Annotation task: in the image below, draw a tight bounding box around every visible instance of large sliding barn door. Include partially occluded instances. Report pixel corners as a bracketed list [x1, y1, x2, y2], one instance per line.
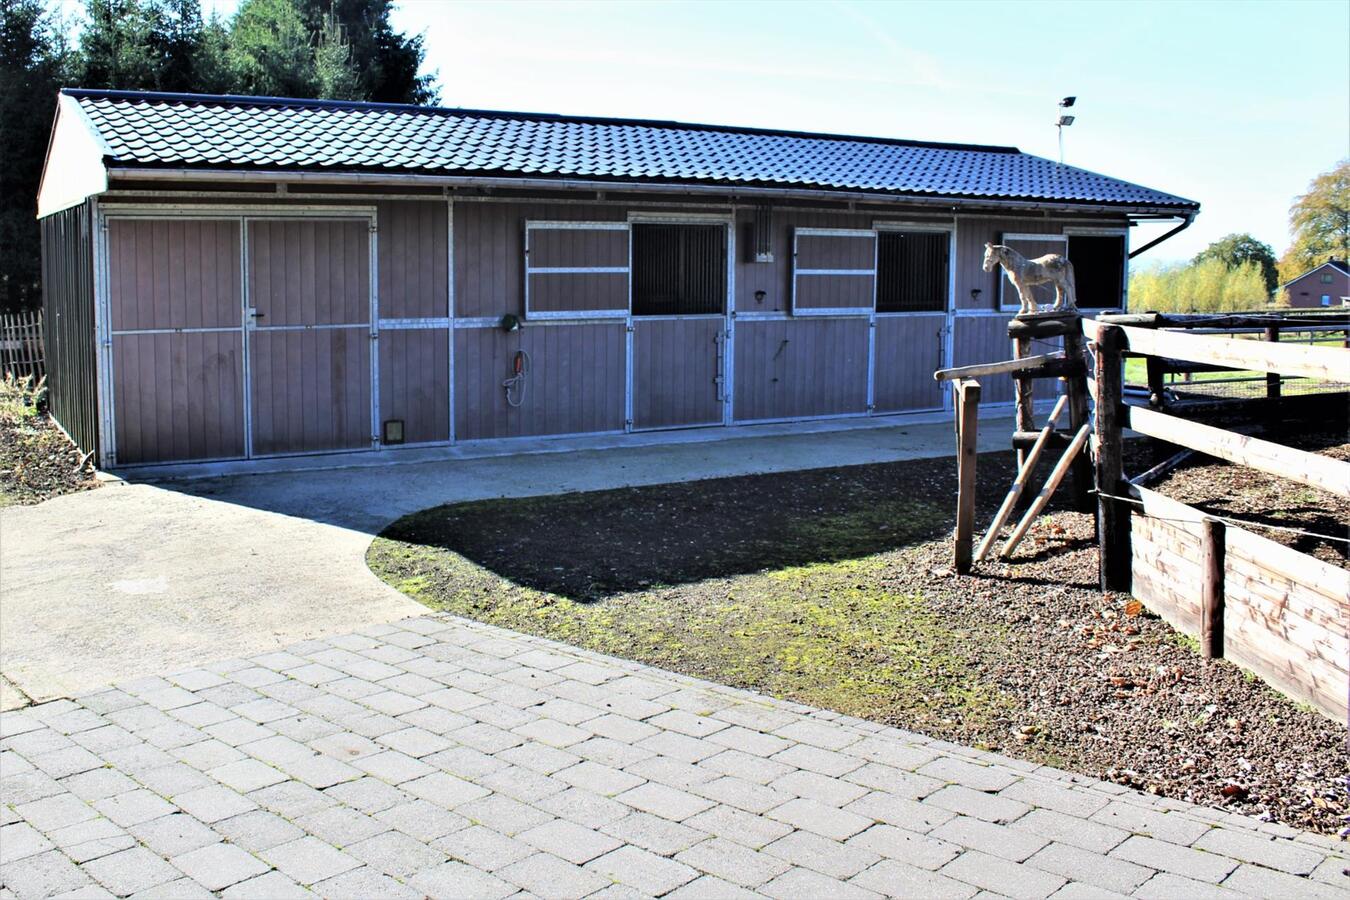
[107, 218, 246, 465]
[246, 219, 373, 456]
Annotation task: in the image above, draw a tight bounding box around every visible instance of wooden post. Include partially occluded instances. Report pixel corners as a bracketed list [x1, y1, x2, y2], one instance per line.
[1201, 517, 1226, 659]
[954, 378, 981, 574]
[1061, 318, 1092, 512]
[999, 423, 1090, 559]
[1146, 355, 1166, 409]
[1263, 326, 1280, 435]
[1095, 323, 1131, 593]
[976, 394, 1068, 563]
[1012, 336, 1034, 471]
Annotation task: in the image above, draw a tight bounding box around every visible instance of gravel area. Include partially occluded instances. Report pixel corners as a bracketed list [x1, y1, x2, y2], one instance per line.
[0, 380, 98, 507]
[369, 443, 1348, 836]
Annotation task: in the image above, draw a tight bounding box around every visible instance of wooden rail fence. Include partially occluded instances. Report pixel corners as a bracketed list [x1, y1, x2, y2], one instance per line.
[1, 311, 45, 381]
[1088, 314, 1350, 723]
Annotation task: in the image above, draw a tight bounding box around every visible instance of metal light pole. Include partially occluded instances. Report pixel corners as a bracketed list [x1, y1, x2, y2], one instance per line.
[1057, 96, 1076, 165]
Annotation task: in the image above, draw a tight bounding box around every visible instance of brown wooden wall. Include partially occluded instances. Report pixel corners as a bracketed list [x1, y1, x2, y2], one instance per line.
[733, 318, 869, 421]
[454, 323, 626, 439]
[1130, 488, 1348, 724]
[378, 200, 448, 319]
[109, 219, 241, 330]
[874, 314, 946, 413]
[633, 317, 723, 429]
[379, 328, 449, 444]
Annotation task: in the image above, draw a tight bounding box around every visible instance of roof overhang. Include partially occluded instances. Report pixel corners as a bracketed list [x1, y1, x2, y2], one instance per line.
[37, 93, 113, 219]
[103, 164, 1196, 220]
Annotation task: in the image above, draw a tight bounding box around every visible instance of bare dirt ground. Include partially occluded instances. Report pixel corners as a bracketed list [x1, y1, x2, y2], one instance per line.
[369, 441, 1349, 836]
[0, 379, 98, 507]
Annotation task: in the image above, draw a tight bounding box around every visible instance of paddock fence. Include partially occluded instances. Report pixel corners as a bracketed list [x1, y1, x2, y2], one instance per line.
[1, 311, 45, 381]
[1090, 313, 1350, 724]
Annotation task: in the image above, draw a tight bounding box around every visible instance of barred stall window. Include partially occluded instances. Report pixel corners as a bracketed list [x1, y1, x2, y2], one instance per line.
[876, 231, 948, 312]
[1068, 234, 1126, 309]
[632, 224, 726, 316]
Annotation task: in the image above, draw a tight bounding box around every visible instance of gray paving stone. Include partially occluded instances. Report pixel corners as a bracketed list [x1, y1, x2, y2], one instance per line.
[92, 789, 176, 827]
[16, 793, 98, 831]
[933, 814, 1050, 862]
[569, 736, 653, 770]
[69, 727, 141, 755]
[135, 762, 214, 797]
[940, 849, 1068, 900]
[277, 752, 362, 789]
[850, 859, 979, 899]
[1132, 871, 1245, 899]
[375, 727, 451, 758]
[1193, 827, 1324, 875]
[476, 764, 566, 804]
[1088, 801, 1210, 845]
[625, 756, 717, 791]
[998, 779, 1110, 818]
[0, 821, 53, 863]
[761, 865, 884, 899]
[772, 768, 869, 806]
[208, 757, 288, 792]
[601, 811, 706, 856]
[293, 805, 390, 847]
[213, 809, 306, 852]
[924, 784, 1031, 824]
[310, 865, 421, 899]
[665, 873, 765, 899]
[496, 852, 609, 897]
[128, 813, 221, 857]
[1010, 807, 1130, 854]
[1046, 883, 1131, 900]
[493, 741, 579, 775]
[848, 823, 963, 870]
[615, 781, 715, 821]
[764, 829, 880, 879]
[401, 771, 490, 807]
[170, 842, 269, 891]
[554, 760, 645, 796]
[683, 804, 792, 851]
[773, 718, 862, 752]
[423, 746, 508, 780]
[0, 850, 93, 897]
[322, 775, 408, 814]
[706, 725, 792, 758]
[701, 748, 795, 784]
[586, 845, 700, 895]
[30, 746, 105, 779]
[409, 859, 517, 899]
[1109, 835, 1237, 883]
[374, 798, 470, 842]
[83, 846, 181, 896]
[518, 817, 622, 864]
[261, 836, 362, 885]
[1026, 841, 1154, 894]
[434, 824, 533, 871]
[1221, 863, 1348, 900]
[345, 829, 447, 877]
[247, 780, 335, 818]
[220, 870, 314, 899]
[766, 797, 873, 841]
[172, 784, 257, 823]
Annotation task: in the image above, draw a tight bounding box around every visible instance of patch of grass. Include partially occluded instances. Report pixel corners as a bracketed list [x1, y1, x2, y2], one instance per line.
[368, 491, 1012, 734]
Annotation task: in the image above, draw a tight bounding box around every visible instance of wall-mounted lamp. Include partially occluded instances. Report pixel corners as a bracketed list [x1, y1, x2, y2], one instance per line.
[500, 314, 520, 332]
[754, 290, 767, 304]
[970, 288, 982, 303]
[1056, 95, 1078, 163]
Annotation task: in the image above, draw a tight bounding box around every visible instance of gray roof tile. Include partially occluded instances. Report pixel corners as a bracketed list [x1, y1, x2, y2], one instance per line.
[67, 89, 1198, 211]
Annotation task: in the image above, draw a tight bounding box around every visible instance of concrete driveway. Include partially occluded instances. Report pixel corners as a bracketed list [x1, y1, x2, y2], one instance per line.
[1, 418, 1012, 707]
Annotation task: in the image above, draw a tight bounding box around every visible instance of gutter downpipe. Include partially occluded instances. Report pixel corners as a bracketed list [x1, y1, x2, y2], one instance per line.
[106, 166, 1196, 219]
[1128, 213, 1195, 259]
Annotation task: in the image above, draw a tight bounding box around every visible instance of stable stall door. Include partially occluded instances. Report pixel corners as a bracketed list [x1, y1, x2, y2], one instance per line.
[630, 223, 727, 430]
[247, 218, 373, 455]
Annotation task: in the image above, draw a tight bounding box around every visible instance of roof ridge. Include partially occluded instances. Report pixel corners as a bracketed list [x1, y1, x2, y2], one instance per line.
[62, 87, 1024, 156]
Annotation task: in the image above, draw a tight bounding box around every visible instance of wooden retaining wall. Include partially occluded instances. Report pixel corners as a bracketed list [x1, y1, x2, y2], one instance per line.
[1130, 486, 1349, 723]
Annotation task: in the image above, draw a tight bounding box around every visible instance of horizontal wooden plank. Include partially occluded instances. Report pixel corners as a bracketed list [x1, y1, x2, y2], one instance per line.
[1089, 319, 1350, 381]
[1126, 406, 1350, 499]
[934, 351, 1063, 382]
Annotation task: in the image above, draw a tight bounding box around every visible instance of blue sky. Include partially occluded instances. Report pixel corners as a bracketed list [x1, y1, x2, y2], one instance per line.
[188, 1, 1349, 262]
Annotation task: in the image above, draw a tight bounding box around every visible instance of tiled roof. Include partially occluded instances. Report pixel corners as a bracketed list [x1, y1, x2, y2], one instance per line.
[67, 89, 1199, 211]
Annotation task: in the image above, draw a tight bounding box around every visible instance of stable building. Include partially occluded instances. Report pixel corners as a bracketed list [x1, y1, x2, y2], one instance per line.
[38, 89, 1199, 469]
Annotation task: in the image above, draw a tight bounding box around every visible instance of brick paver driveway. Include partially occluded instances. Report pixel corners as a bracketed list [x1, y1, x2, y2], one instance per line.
[3, 615, 1346, 899]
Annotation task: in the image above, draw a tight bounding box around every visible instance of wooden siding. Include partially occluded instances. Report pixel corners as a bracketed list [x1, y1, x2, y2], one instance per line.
[247, 219, 370, 326]
[40, 202, 100, 459]
[1130, 490, 1349, 723]
[527, 272, 629, 314]
[454, 323, 626, 439]
[529, 228, 629, 268]
[455, 203, 626, 318]
[735, 209, 873, 313]
[953, 217, 1120, 311]
[952, 314, 1016, 405]
[112, 331, 244, 464]
[108, 218, 241, 330]
[733, 318, 868, 420]
[379, 329, 450, 444]
[377, 201, 448, 319]
[874, 314, 946, 413]
[633, 318, 723, 429]
[250, 329, 371, 454]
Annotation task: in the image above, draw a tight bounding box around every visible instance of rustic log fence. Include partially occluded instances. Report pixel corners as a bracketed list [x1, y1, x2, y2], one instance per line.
[1088, 313, 1350, 723]
[1, 310, 45, 381]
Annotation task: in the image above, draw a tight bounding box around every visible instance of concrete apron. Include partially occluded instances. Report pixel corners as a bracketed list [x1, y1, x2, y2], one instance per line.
[1, 416, 1018, 707]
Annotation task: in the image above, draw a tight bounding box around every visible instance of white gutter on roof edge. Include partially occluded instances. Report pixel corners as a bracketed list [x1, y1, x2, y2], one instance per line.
[105, 166, 1195, 219]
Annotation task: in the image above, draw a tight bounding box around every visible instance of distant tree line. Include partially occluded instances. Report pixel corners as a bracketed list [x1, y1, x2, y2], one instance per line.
[1130, 160, 1349, 314]
[0, 0, 439, 313]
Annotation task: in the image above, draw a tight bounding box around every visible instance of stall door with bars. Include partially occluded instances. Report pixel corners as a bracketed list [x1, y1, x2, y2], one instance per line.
[246, 218, 373, 455]
[630, 223, 727, 430]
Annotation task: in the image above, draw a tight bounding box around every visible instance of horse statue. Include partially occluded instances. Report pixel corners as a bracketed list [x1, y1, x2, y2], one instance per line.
[982, 243, 1078, 314]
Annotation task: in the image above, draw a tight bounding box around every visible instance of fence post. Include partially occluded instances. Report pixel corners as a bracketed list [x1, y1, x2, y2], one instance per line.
[1263, 326, 1280, 434]
[1094, 323, 1131, 593]
[954, 378, 981, 575]
[1201, 517, 1226, 659]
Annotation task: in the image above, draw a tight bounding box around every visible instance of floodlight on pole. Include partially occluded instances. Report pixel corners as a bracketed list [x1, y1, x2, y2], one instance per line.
[1056, 96, 1077, 164]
